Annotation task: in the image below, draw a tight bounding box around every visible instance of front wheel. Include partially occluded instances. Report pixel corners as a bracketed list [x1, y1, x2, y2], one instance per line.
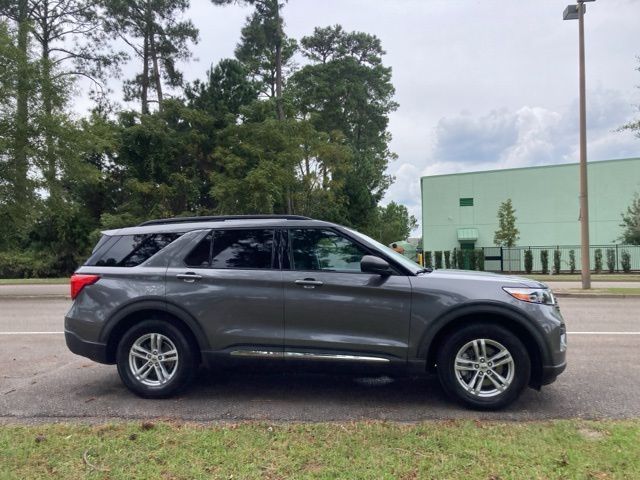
[116, 320, 197, 398]
[436, 323, 530, 410]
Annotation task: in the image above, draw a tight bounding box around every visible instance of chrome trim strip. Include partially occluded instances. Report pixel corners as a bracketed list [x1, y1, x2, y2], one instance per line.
[229, 350, 283, 358]
[284, 352, 390, 363]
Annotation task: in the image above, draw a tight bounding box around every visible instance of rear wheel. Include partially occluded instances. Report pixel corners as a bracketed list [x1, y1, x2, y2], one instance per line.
[436, 323, 530, 410]
[116, 320, 197, 398]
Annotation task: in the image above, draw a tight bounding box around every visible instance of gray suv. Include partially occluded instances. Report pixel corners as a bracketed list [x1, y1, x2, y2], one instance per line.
[65, 215, 566, 409]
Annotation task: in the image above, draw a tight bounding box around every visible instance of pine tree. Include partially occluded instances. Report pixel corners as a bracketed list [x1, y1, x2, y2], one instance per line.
[494, 199, 520, 248]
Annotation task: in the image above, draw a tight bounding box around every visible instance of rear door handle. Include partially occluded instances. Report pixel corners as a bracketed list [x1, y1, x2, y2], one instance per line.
[176, 272, 203, 283]
[295, 278, 323, 289]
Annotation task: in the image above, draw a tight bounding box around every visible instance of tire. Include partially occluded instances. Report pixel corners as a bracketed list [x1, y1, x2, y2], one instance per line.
[116, 319, 197, 398]
[436, 323, 531, 410]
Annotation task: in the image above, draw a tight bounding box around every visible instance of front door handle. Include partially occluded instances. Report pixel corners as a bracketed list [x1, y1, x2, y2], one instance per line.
[176, 272, 203, 283]
[295, 278, 323, 289]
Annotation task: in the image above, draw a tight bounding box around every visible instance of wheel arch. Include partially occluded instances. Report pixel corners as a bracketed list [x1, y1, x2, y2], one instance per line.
[101, 300, 206, 364]
[420, 303, 549, 388]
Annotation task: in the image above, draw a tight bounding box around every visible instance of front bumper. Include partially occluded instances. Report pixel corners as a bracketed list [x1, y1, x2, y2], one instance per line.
[540, 361, 567, 386]
[65, 329, 110, 364]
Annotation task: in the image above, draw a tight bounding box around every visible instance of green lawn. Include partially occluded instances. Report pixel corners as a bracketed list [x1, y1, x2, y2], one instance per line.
[0, 277, 68, 285]
[508, 274, 640, 282]
[1, 420, 639, 479]
[556, 287, 640, 296]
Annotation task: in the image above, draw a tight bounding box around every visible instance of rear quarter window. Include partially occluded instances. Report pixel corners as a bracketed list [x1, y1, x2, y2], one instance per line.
[86, 233, 182, 267]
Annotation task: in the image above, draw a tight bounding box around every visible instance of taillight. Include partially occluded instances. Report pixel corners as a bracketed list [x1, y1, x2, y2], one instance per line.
[70, 274, 100, 300]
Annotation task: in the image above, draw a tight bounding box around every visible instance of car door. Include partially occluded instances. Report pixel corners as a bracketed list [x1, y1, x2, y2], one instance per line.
[282, 228, 412, 363]
[165, 228, 284, 355]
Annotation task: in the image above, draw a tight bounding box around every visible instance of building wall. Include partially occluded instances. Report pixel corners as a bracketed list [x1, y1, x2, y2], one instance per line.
[421, 158, 640, 251]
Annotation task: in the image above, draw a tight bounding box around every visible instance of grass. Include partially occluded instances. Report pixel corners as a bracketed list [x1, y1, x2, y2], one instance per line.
[556, 287, 640, 296]
[507, 274, 640, 282]
[0, 277, 68, 285]
[1, 420, 639, 479]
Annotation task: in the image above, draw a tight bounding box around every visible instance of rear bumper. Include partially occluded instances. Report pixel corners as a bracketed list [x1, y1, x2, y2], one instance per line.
[540, 361, 567, 386]
[65, 329, 111, 364]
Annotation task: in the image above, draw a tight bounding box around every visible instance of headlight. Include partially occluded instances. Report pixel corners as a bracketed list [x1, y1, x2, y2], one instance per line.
[503, 287, 557, 305]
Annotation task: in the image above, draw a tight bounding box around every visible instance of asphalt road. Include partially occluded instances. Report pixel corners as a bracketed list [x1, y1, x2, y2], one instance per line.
[1, 296, 639, 423]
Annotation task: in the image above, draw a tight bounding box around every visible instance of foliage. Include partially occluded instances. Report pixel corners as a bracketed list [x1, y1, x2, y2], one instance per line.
[493, 199, 520, 248]
[606, 249, 616, 273]
[553, 249, 561, 275]
[475, 249, 484, 271]
[444, 250, 451, 269]
[424, 251, 432, 269]
[434, 251, 442, 269]
[594, 248, 603, 274]
[102, 0, 198, 113]
[621, 250, 631, 273]
[569, 249, 576, 274]
[619, 193, 640, 245]
[364, 201, 417, 246]
[456, 248, 464, 269]
[540, 250, 549, 275]
[524, 249, 533, 274]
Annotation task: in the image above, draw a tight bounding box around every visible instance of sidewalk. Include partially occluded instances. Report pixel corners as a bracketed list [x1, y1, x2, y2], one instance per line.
[0, 284, 69, 298]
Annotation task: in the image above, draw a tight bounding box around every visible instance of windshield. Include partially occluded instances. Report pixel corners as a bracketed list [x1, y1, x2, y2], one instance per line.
[345, 228, 424, 274]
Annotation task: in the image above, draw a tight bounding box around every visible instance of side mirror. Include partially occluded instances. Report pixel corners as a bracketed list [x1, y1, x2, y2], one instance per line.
[361, 255, 392, 276]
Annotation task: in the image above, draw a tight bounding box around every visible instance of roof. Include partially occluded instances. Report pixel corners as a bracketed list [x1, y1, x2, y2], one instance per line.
[421, 157, 640, 180]
[102, 215, 337, 236]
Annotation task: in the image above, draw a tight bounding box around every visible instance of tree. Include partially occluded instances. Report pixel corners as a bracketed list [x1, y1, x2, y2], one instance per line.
[213, 0, 294, 121]
[620, 57, 640, 138]
[102, 0, 198, 113]
[494, 199, 520, 247]
[366, 201, 417, 246]
[620, 193, 640, 245]
[291, 25, 398, 229]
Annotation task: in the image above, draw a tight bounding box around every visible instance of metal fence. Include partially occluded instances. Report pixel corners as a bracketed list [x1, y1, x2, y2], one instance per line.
[484, 245, 640, 273]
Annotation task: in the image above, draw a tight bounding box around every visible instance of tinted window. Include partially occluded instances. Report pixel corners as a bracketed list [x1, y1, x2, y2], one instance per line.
[210, 229, 274, 269]
[290, 229, 368, 272]
[87, 233, 182, 267]
[184, 233, 212, 267]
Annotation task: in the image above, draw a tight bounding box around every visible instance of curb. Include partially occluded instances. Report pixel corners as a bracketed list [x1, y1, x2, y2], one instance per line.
[0, 295, 70, 300]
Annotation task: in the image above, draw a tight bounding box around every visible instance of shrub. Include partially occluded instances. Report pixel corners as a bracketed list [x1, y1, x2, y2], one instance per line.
[424, 251, 432, 268]
[456, 249, 464, 270]
[466, 250, 475, 270]
[594, 248, 602, 273]
[444, 251, 451, 269]
[553, 249, 561, 275]
[0, 250, 60, 279]
[569, 250, 576, 274]
[524, 249, 533, 274]
[435, 251, 443, 269]
[540, 250, 549, 274]
[606, 249, 615, 273]
[621, 250, 631, 273]
[475, 249, 485, 271]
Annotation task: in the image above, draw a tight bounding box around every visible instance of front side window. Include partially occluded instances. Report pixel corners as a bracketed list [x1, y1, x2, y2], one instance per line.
[289, 229, 368, 272]
[185, 229, 275, 269]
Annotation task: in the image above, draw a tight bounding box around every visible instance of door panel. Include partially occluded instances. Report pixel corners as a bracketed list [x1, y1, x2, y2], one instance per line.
[283, 228, 412, 360]
[165, 229, 284, 353]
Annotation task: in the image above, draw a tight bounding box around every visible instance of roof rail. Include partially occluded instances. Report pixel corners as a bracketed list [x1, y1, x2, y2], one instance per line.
[138, 214, 311, 227]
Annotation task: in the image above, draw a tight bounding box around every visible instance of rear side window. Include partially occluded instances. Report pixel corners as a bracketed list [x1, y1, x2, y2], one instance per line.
[86, 233, 182, 267]
[184, 229, 274, 269]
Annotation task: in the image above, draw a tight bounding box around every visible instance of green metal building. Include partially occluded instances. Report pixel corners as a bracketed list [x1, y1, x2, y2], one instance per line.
[421, 157, 640, 254]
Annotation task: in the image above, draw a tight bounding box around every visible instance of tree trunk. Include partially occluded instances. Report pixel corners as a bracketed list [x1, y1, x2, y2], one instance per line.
[141, 34, 149, 114]
[149, 32, 163, 111]
[13, 0, 30, 222]
[41, 35, 59, 204]
[274, 2, 284, 122]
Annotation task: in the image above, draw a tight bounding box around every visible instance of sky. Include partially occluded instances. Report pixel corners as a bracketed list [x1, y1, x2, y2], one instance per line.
[81, 0, 640, 226]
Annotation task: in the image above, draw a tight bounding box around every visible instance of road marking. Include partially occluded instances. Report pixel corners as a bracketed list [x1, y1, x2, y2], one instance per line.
[567, 331, 640, 335]
[0, 331, 64, 335]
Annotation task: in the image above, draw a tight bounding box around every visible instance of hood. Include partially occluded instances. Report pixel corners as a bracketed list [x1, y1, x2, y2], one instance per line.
[419, 269, 546, 289]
